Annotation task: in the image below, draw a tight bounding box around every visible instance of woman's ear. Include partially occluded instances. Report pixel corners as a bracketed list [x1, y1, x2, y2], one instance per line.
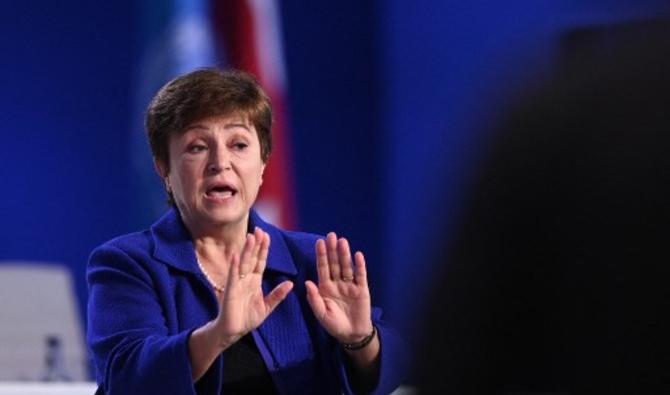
[260, 163, 266, 185]
[154, 157, 168, 178]
[154, 158, 171, 191]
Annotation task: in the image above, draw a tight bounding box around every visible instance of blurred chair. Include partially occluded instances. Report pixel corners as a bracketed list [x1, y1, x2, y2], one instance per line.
[0, 262, 88, 381]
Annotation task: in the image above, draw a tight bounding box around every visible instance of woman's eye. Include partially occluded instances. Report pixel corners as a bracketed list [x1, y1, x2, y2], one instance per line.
[232, 142, 248, 150]
[187, 144, 206, 153]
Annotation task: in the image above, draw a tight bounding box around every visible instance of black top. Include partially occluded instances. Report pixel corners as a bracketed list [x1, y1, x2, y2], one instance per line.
[221, 333, 278, 394]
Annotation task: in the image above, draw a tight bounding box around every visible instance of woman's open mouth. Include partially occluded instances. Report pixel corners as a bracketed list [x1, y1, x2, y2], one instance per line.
[205, 184, 237, 200]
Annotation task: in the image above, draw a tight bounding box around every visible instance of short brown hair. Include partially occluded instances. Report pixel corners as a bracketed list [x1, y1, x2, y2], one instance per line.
[146, 68, 273, 171]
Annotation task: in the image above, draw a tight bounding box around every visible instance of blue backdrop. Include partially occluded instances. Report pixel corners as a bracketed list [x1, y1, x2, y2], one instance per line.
[2, 0, 668, 380]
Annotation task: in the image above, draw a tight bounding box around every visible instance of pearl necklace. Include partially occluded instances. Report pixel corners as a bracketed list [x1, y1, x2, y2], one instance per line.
[197, 259, 225, 293]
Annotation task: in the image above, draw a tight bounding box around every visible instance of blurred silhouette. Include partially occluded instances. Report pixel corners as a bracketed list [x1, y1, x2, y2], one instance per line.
[415, 19, 670, 394]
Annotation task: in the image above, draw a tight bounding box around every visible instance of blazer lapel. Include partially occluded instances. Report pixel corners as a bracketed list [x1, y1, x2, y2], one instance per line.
[150, 208, 200, 274]
[250, 211, 316, 374]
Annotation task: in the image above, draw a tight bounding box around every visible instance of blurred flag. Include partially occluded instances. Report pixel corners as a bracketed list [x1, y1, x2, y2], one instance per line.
[131, 0, 296, 229]
[131, 0, 218, 228]
[213, 0, 297, 229]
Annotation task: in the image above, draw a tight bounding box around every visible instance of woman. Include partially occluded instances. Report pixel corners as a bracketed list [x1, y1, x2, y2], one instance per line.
[87, 69, 405, 394]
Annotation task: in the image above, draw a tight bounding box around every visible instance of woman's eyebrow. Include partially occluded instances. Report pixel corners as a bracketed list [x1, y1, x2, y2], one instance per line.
[184, 122, 251, 133]
[184, 123, 209, 132]
[224, 122, 251, 132]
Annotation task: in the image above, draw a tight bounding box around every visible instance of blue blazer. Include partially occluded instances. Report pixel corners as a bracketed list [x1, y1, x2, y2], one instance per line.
[87, 208, 406, 394]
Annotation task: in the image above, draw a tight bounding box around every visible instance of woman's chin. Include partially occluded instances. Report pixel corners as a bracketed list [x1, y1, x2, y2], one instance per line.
[201, 205, 248, 228]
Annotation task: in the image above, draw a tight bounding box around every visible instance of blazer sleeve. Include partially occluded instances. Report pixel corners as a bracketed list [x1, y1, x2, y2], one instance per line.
[87, 244, 198, 395]
[337, 307, 408, 395]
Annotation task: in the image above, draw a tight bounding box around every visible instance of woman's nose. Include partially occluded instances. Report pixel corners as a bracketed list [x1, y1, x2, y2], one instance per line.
[207, 149, 231, 173]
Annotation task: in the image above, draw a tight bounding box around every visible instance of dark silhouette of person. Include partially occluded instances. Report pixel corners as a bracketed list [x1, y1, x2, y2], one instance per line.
[416, 19, 670, 394]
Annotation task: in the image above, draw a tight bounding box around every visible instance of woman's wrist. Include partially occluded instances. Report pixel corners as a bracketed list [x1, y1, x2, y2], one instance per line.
[209, 319, 243, 351]
[341, 326, 377, 351]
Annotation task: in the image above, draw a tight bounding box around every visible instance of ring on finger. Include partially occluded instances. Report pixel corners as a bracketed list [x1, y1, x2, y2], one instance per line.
[342, 276, 354, 281]
[240, 273, 246, 279]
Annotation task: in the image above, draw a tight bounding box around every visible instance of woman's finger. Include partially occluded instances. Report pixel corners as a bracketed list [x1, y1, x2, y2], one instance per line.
[226, 253, 241, 288]
[326, 232, 340, 281]
[254, 230, 270, 274]
[353, 251, 368, 287]
[315, 239, 330, 283]
[263, 280, 294, 314]
[338, 238, 354, 282]
[305, 280, 326, 319]
[248, 227, 263, 270]
[238, 233, 256, 278]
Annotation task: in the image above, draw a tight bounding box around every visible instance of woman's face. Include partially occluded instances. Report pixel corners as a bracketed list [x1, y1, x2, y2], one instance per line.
[158, 114, 266, 234]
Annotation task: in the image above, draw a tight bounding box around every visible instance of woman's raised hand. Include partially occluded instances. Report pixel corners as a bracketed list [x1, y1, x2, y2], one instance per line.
[305, 232, 373, 344]
[214, 227, 293, 346]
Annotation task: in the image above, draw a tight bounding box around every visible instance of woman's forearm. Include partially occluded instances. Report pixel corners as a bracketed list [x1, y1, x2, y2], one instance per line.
[187, 320, 238, 382]
[344, 335, 381, 392]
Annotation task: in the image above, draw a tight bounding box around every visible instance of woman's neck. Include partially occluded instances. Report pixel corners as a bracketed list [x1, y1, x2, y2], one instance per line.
[187, 215, 250, 269]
